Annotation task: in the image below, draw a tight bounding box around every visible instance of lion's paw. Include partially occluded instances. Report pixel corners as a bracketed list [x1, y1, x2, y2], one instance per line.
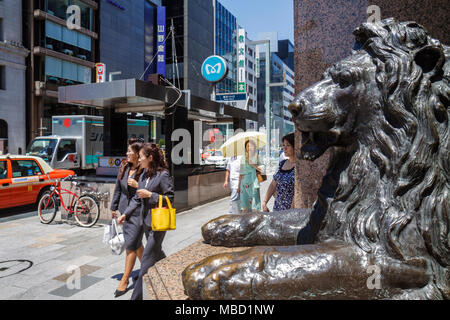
[182, 249, 266, 299]
[202, 213, 264, 246]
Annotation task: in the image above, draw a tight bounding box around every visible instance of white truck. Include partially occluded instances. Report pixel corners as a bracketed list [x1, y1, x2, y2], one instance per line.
[26, 115, 149, 171]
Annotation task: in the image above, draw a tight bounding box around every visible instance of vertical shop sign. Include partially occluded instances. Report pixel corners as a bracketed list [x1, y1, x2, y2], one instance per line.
[237, 28, 246, 93]
[152, 119, 157, 140]
[157, 7, 166, 77]
[95, 63, 105, 83]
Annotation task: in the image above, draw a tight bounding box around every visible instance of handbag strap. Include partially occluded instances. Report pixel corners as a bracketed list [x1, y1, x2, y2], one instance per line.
[111, 218, 118, 235]
[165, 196, 173, 209]
[158, 195, 163, 208]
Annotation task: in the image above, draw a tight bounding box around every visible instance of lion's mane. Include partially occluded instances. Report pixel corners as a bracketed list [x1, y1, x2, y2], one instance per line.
[314, 19, 449, 296]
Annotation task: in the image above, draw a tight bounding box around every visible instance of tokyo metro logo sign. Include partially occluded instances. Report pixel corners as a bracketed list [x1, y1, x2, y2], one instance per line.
[201, 56, 228, 83]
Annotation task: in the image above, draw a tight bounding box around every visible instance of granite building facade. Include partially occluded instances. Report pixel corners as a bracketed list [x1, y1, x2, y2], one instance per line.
[292, 0, 450, 208]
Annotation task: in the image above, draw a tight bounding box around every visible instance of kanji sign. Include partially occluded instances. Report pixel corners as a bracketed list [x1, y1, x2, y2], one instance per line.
[237, 28, 246, 93]
[215, 93, 247, 102]
[156, 6, 166, 76]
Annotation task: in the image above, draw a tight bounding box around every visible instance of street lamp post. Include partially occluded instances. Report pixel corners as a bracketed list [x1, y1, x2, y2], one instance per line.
[248, 39, 270, 166]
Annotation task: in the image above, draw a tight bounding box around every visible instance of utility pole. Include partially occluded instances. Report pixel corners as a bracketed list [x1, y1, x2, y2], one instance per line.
[268, 69, 287, 148]
[170, 19, 176, 86]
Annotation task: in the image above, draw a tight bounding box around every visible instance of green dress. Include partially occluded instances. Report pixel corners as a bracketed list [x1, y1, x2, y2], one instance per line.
[239, 154, 264, 211]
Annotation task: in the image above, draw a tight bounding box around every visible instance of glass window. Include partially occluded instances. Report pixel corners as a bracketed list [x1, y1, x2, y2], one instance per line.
[11, 160, 43, 178]
[0, 161, 7, 179]
[77, 33, 91, 51]
[62, 60, 78, 81]
[45, 20, 62, 41]
[62, 27, 77, 46]
[47, 0, 69, 20]
[72, 0, 93, 30]
[46, 0, 92, 30]
[0, 65, 5, 90]
[56, 139, 76, 161]
[45, 20, 92, 53]
[27, 138, 57, 162]
[45, 56, 62, 78]
[0, 18, 3, 42]
[78, 65, 91, 83]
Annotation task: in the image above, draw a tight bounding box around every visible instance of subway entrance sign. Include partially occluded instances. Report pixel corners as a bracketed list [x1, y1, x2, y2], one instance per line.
[215, 93, 247, 102]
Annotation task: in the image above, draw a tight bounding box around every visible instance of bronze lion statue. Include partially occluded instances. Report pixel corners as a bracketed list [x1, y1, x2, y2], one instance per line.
[182, 19, 449, 300]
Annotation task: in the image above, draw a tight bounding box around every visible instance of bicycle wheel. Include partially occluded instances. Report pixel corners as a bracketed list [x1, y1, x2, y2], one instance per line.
[74, 195, 100, 227]
[38, 192, 58, 224]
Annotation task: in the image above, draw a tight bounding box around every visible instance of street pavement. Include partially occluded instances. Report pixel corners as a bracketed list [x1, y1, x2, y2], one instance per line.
[0, 176, 274, 300]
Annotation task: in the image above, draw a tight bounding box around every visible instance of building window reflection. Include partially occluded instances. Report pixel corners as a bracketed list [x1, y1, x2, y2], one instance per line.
[45, 0, 93, 31]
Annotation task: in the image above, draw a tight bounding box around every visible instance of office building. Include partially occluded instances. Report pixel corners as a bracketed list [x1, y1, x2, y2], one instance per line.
[0, 0, 30, 154]
[257, 39, 295, 148]
[276, 39, 294, 70]
[23, 0, 100, 142]
[99, 0, 163, 144]
[99, 0, 161, 81]
[214, 0, 257, 133]
[163, 0, 215, 100]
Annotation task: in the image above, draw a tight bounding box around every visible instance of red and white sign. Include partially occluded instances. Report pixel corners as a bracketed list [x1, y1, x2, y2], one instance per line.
[95, 63, 106, 83]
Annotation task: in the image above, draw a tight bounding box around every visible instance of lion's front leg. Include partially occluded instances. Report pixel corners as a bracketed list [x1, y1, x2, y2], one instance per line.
[182, 240, 431, 300]
[202, 208, 311, 247]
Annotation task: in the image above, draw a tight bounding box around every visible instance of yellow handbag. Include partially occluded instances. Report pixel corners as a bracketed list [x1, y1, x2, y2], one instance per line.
[151, 195, 176, 231]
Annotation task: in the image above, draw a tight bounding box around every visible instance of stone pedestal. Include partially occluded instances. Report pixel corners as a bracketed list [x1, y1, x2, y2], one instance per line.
[144, 240, 250, 300]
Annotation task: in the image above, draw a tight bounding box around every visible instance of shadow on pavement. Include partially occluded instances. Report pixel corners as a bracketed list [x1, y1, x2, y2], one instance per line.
[0, 204, 37, 222]
[111, 269, 140, 290]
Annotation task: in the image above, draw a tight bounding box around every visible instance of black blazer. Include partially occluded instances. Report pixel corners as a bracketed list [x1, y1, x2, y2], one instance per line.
[123, 169, 174, 228]
[110, 167, 138, 214]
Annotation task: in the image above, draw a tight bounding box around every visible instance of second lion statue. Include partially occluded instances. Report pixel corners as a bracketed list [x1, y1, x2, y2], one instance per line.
[182, 18, 449, 300]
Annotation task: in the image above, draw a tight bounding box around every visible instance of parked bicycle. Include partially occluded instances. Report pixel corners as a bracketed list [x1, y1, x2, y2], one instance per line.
[37, 175, 100, 227]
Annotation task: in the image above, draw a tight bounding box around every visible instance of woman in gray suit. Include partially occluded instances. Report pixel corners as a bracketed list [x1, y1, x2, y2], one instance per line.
[120, 142, 174, 300]
[110, 140, 144, 297]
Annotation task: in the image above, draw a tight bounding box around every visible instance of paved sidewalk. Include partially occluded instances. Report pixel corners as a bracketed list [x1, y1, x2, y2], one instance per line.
[0, 177, 274, 300]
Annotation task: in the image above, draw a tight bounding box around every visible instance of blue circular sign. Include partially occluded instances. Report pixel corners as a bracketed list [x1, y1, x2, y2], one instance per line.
[201, 55, 228, 83]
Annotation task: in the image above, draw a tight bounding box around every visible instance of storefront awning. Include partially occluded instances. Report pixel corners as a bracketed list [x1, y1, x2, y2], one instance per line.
[58, 79, 167, 111]
[58, 78, 258, 121]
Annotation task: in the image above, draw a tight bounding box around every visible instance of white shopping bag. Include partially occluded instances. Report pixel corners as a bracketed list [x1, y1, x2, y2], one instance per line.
[103, 223, 111, 244]
[109, 219, 125, 255]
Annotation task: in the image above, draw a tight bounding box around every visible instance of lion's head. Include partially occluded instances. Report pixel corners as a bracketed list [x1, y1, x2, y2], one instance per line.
[289, 18, 449, 296]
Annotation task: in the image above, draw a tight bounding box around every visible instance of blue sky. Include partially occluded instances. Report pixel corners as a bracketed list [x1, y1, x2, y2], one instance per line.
[218, 0, 294, 43]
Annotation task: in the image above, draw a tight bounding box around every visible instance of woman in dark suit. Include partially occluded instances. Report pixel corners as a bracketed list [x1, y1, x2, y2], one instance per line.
[120, 142, 174, 300]
[110, 141, 144, 297]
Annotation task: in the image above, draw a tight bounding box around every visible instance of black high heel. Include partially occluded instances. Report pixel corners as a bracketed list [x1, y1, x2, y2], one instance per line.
[114, 281, 129, 298]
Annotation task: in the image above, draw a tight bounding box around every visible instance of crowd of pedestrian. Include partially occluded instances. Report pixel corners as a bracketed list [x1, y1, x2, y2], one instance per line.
[110, 132, 295, 300]
[223, 132, 296, 214]
[110, 137, 174, 300]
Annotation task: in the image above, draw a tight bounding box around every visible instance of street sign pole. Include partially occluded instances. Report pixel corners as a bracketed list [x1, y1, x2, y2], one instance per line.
[265, 41, 270, 167]
[248, 39, 271, 167]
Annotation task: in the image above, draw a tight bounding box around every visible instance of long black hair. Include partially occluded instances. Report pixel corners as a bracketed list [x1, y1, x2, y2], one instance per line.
[118, 141, 143, 181]
[136, 143, 168, 179]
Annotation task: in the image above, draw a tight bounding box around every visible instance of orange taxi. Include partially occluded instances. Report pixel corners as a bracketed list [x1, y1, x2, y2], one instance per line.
[0, 154, 74, 210]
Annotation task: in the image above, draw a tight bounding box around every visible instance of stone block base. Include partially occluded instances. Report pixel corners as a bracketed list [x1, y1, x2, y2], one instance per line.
[144, 240, 250, 300]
